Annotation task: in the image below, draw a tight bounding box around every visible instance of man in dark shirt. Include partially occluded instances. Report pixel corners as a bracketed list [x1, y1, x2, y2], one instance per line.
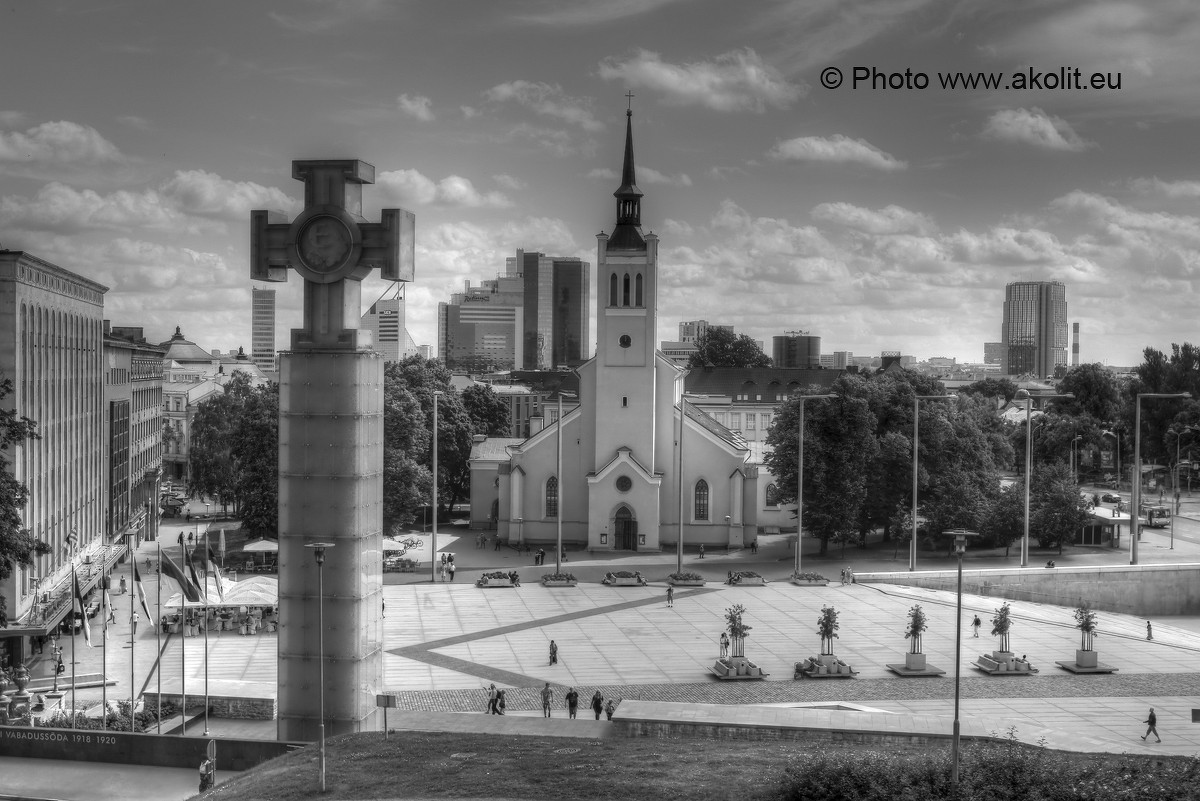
[1142, 707, 1161, 742]
[565, 687, 579, 719]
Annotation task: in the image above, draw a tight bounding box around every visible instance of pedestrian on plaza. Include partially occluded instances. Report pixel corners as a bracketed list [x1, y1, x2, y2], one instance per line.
[846, 566, 854, 584]
[1146, 620, 1153, 641]
[107, 601, 116, 624]
[549, 639, 558, 666]
[605, 698, 616, 720]
[750, 539, 758, 554]
[565, 687, 579, 719]
[666, 586, 674, 608]
[487, 683, 499, 714]
[698, 544, 705, 559]
[840, 568, 846, 585]
[561, 546, 568, 563]
[719, 631, 729, 657]
[591, 690, 604, 720]
[972, 615, 981, 638]
[1142, 707, 1161, 742]
[497, 689, 506, 714]
[541, 682, 554, 717]
[448, 561, 456, 582]
[494, 535, 501, 551]
[382, 600, 385, 618]
[198, 755, 215, 793]
[131, 610, 139, 636]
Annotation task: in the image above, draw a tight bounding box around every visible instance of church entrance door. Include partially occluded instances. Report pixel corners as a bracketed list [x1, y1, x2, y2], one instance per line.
[614, 506, 638, 551]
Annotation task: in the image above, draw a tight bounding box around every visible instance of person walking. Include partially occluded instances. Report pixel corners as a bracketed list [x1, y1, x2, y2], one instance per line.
[591, 690, 604, 720]
[1142, 707, 1161, 742]
[666, 586, 674, 608]
[719, 631, 729, 657]
[487, 683, 499, 715]
[1147, 620, 1154, 641]
[549, 639, 558, 666]
[605, 698, 616, 721]
[447, 561, 456, 582]
[565, 687, 579, 719]
[439, 561, 446, 582]
[107, 601, 117, 625]
[840, 568, 846, 585]
[698, 544, 705, 559]
[496, 689, 506, 715]
[750, 539, 758, 554]
[198, 755, 215, 793]
[972, 615, 981, 638]
[540, 682, 554, 717]
[131, 610, 139, 636]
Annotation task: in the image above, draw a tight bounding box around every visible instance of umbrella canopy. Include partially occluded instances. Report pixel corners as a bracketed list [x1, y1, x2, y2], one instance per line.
[162, 575, 237, 609]
[382, 537, 413, 552]
[242, 539, 279, 552]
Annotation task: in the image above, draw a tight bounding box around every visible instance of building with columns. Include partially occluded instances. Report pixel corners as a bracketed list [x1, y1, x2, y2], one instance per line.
[470, 111, 758, 551]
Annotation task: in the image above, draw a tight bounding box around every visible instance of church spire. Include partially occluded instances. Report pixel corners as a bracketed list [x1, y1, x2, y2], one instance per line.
[609, 105, 645, 250]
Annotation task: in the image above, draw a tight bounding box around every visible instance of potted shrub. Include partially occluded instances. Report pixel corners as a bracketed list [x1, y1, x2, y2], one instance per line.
[815, 605, 840, 670]
[603, 570, 647, 586]
[725, 570, 766, 586]
[1073, 601, 1098, 668]
[541, 572, 577, 587]
[668, 571, 705, 587]
[476, 571, 516, 588]
[711, 603, 767, 680]
[904, 604, 927, 671]
[991, 602, 1014, 661]
[790, 571, 828, 587]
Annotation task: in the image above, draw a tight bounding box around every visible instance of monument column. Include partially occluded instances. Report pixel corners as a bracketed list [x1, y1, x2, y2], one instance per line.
[252, 159, 414, 740]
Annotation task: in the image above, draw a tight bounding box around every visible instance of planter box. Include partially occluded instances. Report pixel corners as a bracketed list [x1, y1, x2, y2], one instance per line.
[669, 579, 705, 587]
[606, 577, 645, 586]
[816, 653, 839, 668]
[1075, 649, 1098, 668]
[478, 578, 514, 588]
[541, 579, 577, 587]
[992, 650, 1014, 664]
[790, 579, 828, 587]
[905, 652, 927, 671]
[729, 576, 766, 586]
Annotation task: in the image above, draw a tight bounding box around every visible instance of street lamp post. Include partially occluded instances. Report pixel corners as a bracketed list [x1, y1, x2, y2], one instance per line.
[1165, 426, 1200, 550]
[1130, 393, 1191, 565]
[1014, 390, 1074, 568]
[1102, 429, 1121, 492]
[430, 391, 442, 583]
[948, 529, 979, 785]
[556, 391, 576, 574]
[794, 394, 835, 577]
[305, 542, 335, 794]
[910, 394, 957, 572]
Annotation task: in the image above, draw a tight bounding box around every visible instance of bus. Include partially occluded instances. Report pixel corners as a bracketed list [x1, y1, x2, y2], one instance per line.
[1144, 505, 1171, 528]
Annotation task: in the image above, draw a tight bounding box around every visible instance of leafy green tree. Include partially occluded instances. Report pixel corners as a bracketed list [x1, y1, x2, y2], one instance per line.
[383, 381, 432, 534]
[687, 327, 771, 369]
[232, 383, 279, 536]
[0, 374, 50, 627]
[959, 377, 1019, 404]
[461, 384, 511, 436]
[980, 483, 1024, 555]
[1030, 461, 1092, 552]
[1056, 363, 1124, 423]
[1130, 344, 1200, 474]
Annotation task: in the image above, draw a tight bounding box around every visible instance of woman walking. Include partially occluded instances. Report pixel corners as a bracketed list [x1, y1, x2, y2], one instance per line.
[591, 690, 604, 720]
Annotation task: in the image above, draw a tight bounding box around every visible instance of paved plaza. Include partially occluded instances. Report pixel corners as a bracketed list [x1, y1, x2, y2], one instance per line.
[6, 505, 1200, 800]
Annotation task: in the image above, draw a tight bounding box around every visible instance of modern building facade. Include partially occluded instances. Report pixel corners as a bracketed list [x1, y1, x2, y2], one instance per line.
[506, 250, 590, 370]
[0, 250, 117, 665]
[983, 342, 1003, 365]
[361, 290, 404, 362]
[250, 287, 276, 373]
[772, 332, 821, 368]
[1000, 281, 1068, 377]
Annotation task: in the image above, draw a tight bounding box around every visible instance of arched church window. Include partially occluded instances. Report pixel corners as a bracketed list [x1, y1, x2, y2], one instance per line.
[635, 273, 643, 306]
[622, 273, 631, 306]
[609, 273, 618, 307]
[765, 483, 779, 506]
[694, 479, 709, 521]
[546, 476, 559, 518]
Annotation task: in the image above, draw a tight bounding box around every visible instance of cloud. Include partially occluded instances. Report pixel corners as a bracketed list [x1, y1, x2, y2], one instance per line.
[0, 120, 123, 165]
[0, 111, 28, 127]
[160, 169, 297, 221]
[982, 108, 1092, 152]
[769, 134, 907, 171]
[397, 94, 435, 122]
[1130, 177, 1200, 199]
[506, 123, 595, 157]
[519, 0, 687, 25]
[485, 81, 602, 130]
[116, 115, 151, 130]
[811, 202, 936, 235]
[0, 182, 183, 233]
[493, 174, 526, 191]
[461, 105, 481, 119]
[376, 169, 512, 208]
[587, 166, 691, 186]
[598, 48, 803, 112]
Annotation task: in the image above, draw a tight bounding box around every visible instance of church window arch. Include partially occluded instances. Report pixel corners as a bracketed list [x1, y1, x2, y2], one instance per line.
[545, 475, 559, 518]
[609, 273, 618, 307]
[622, 273, 631, 306]
[635, 273, 643, 306]
[765, 483, 780, 507]
[694, 479, 710, 521]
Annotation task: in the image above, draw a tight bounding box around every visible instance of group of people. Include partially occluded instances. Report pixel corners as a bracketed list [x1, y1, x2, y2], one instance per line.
[439, 553, 456, 582]
[539, 683, 616, 720]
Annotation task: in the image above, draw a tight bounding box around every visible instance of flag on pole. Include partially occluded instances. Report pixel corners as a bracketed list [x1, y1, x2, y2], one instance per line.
[65, 529, 79, 554]
[102, 589, 111, 640]
[132, 562, 153, 618]
[206, 547, 225, 604]
[72, 570, 92, 647]
[160, 552, 201, 603]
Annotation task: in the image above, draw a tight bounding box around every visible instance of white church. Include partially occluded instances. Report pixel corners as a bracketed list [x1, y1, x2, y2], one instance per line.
[469, 109, 762, 552]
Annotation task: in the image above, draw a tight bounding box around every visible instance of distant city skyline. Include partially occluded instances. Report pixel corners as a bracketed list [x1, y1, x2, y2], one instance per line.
[2, 2, 1199, 366]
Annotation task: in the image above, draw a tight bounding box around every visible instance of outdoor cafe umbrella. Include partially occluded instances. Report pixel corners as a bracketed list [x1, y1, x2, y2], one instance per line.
[242, 538, 278, 565]
[381, 537, 414, 553]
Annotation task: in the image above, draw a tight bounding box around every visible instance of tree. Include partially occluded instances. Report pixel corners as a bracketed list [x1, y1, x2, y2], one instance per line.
[1029, 461, 1091, 552]
[687, 328, 771, 369]
[461, 384, 511, 436]
[980, 483, 1023, 555]
[188, 373, 259, 512]
[1129, 344, 1200, 473]
[382, 381, 432, 535]
[1056, 363, 1124, 423]
[232, 383, 279, 536]
[0, 374, 50, 627]
[959, 377, 1019, 404]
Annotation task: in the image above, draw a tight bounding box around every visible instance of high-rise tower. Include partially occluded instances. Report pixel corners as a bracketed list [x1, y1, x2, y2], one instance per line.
[1000, 281, 1068, 377]
[251, 287, 276, 372]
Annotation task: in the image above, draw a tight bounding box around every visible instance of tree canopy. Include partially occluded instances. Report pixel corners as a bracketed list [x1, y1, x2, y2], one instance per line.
[687, 328, 772, 369]
[0, 374, 50, 627]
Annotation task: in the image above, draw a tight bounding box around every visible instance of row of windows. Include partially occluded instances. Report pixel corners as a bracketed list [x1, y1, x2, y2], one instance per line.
[713, 412, 772, 431]
[542, 476, 721, 520]
[608, 272, 644, 307]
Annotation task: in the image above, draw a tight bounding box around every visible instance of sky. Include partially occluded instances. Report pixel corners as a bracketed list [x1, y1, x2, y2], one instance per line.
[2, 0, 1199, 368]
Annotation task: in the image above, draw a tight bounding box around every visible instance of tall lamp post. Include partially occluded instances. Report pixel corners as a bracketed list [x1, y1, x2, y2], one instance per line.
[430, 390, 442, 583]
[1014, 390, 1074, 568]
[1130, 393, 1191, 565]
[1165, 426, 1200, 550]
[794, 394, 835, 577]
[556, 391, 576, 574]
[1102, 429, 1121, 491]
[948, 529, 980, 785]
[910, 394, 957, 572]
[305, 542, 335, 794]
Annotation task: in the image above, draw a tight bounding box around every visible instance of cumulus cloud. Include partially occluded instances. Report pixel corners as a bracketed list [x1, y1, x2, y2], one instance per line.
[161, 169, 296, 220]
[982, 108, 1092, 152]
[493, 174, 525, 191]
[397, 93, 435, 122]
[0, 183, 182, 233]
[1130, 177, 1200, 198]
[598, 48, 803, 112]
[507, 123, 595, 158]
[811, 202, 935, 235]
[376, 169, 512, 208]
[769, 134, 906, 171]
[485, 81, 602, 130]
[0, 120, 123, 165]
[461, 105, 481, 119]
[519, 0, 687, 25]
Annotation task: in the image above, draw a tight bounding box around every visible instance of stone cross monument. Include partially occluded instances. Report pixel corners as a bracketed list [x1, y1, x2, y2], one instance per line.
[251, 159, 414, 741]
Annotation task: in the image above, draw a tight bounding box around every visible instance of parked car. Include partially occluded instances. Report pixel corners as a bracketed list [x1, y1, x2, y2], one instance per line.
[1101, 492, 1123, 503]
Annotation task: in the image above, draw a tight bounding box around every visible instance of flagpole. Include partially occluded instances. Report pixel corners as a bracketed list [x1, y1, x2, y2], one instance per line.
[181, 533, 187, 737]
[129, 529, 136, 732]
[70, 562, 77, 728]
[203, 525, 210, 736]
[156, 536, 162, 734]
[101, 579, 107, 731]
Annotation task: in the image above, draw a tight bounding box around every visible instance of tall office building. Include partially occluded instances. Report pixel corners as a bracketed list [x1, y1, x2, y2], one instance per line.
[250, 287, 276, 372]
[361, 289, 404, 362]
[506, 249, 590, 369]
[1000, 281, 1068, 377]
[772, 331, 822, 368]
[983, 342, 1003, 365]
[438, 273, 525, 373]
[679, 320, 732, 344]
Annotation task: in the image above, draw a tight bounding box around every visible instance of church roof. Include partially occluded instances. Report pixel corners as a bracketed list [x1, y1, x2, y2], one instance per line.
[470, 437, 525, 463]
[684, 401, 747, 451]
[159, 326, 216, 364]
[685, 367, 842, 400]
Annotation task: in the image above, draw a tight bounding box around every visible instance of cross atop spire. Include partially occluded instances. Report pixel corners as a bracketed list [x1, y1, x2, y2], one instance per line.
[625, 90, 635, 111]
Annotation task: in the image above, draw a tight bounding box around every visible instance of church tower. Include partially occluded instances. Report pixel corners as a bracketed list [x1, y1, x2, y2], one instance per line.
[593, 108, 659, 467]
